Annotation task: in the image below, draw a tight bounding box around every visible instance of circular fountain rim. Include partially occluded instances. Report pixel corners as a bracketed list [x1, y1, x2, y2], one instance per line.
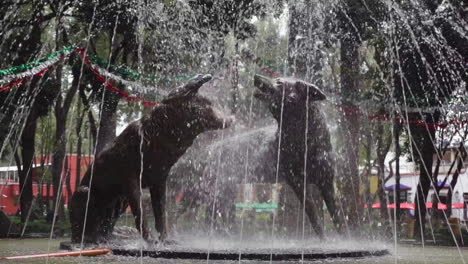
[60, 241, 389, 261]
[110, 247, 389, 261]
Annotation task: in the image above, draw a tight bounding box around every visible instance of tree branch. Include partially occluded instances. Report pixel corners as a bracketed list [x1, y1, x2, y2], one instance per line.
[78, 85, 97, 143]
[14, 147, 22, 176]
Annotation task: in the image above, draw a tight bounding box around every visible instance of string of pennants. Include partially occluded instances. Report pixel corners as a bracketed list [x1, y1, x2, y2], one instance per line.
[74, 48, 161, 107]
[0, 46, 467, 129]
[337, 103, 468, 130]
[0, 47, 166, 107]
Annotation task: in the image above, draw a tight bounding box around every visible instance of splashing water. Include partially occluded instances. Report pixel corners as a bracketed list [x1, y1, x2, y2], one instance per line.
[1, 0, 468, 263]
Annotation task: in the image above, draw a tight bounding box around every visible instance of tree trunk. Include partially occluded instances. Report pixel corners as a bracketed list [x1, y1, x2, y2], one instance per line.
[448, 148, 466, 217]
[52, 114, 67, 221]
[37, 151, 45, 213]
[46, 179, 51, 212]
[95, 89, 120, 154]
[17, 55, 46, 224]
[75, 99, 85, 191]
[445, 144, 467, 217]
[19, 109, 37, 223]
[1, 3, 44, 223]
[377, 159, 388, 219]
[65, 155, 72, 206]
[376, 121, 391, 219]
[78, 86, 97, 146]
[0, 3, 43, 151]
[230, 42, 239, 113]
[338, 36, 362, 231]
[394, 121, 402, 237]
[51, 60, 79, 221]
[362, 124, 372, 216]
[412, 113, 438, 241]
[93, 36, 124, 154]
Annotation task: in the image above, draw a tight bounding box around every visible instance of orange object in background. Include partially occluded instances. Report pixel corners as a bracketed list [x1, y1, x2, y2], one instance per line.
[0, 248, 111, 260]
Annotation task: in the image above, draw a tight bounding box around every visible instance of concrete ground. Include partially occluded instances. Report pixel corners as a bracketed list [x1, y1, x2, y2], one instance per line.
[1, 238, 468, 264]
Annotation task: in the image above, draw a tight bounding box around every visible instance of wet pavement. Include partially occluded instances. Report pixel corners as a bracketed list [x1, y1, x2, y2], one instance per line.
[0, 238, 467, 264]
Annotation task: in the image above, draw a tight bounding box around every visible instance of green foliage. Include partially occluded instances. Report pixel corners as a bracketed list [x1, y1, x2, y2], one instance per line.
[10, 215, 71, 235]
[232, 15, 288, 120]
[431, 225, 467, 247]
[188, 0, 271, 40]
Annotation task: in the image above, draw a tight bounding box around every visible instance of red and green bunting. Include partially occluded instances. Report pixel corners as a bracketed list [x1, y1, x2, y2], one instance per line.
[0, 46, 164, 107]
[0, 46, 467, 129]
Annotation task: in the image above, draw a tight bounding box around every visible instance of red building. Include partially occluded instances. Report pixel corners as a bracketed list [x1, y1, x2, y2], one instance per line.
[0, 154, 93, 215]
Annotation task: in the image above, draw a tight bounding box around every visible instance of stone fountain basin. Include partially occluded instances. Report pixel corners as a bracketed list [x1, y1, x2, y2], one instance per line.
[110, 247, 389, 261]
[60, 236, 390, 261]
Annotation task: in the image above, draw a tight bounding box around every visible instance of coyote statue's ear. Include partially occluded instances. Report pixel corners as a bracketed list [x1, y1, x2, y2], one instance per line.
[162, 74, 212, 103]
[253, 74, 275, 102]
[299, 80, 326, 101]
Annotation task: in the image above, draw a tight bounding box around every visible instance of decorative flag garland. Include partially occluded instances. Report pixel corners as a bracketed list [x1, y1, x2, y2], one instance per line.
[74, 48, 159, 107]
[0, 78, 24, 92]
[0, 47, 74, 93]
[89, 55, 196, 84]
[1, 46, 468, 128]
[0, 46, 74, 80]
[260, 67, 282, 78]
[367, 113, 468, 130]
[0, 46, 162, 107]
[338, 102, 468, 130]
[74, 48, 167, 96]
[262, 65, 468, 106]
